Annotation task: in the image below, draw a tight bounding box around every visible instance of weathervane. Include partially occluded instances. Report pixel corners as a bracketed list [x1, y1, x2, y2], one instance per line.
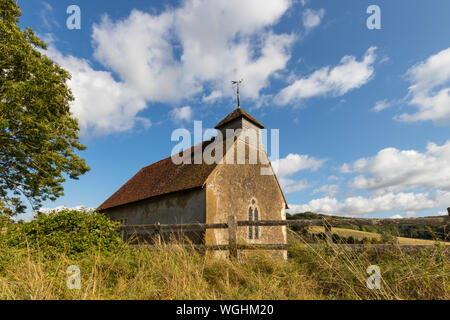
[231, 79, 244, 109]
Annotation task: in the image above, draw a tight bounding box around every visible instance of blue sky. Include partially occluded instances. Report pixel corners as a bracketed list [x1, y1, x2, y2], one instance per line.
[16, 0, 450, 219]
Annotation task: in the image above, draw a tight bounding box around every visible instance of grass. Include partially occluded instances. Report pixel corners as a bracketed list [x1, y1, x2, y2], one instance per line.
[0, 230, 448, 300]
[308, 226, 450, 245]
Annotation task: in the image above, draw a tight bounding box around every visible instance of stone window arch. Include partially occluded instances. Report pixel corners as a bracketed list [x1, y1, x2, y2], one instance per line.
[248, 199, 260, 240]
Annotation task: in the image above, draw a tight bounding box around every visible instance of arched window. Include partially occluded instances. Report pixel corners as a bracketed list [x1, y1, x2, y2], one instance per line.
[248, 199, 260, 240]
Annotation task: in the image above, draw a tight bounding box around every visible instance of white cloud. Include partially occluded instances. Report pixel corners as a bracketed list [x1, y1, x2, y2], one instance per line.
[272, 153, 325, 194]
[390, 214, 403, 219]
[371, 99, 393, 112]
[43, 0, 296, 135]
[40, 2, 58, 29]
[302, 8, 325, 33]
[289, 140, 450, 217]
[313, 184, 339, 197]
[45, 46, 149, 136]
[288, 190, 450, 216]
[276, 47, 377, 105]
[170, 106, 193, 123]
[405, 211, 416, 217]
[92, 0, 295, 103]
[37, 205, 95, 215]
[379, 56, 390, 64]
[328, 175, 342, 181]
[279, 178, 311, 194]
[395, 47, 450, 124]
[202, 90, 223, 103]
[342, 140, 450, 193]
[273, 153, 326, 177]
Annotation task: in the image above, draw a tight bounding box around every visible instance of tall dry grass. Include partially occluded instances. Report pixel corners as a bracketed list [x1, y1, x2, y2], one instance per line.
[287, 230, 449, 300]
[0, 230, 448, 300]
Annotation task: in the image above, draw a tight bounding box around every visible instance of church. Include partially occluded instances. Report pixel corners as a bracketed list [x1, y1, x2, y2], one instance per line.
[98, 105, 288, 253]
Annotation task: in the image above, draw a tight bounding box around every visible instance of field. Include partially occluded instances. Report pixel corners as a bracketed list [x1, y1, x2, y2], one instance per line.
[0, 234, 448, 300]
[308, 226, 450, 245]
[1, 210, 448, 300]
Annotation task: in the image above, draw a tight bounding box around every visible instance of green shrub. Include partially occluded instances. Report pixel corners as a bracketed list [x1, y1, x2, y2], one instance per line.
[5, 209, 122, 255]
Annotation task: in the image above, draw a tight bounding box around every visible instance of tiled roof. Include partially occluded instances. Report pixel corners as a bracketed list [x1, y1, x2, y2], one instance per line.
[98, 140, 217, 211]
[214, 107, 264, 129]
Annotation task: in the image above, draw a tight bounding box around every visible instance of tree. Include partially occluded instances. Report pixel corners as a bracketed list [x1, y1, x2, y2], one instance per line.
[6, 209, 122, 255]
[0, 0, 89, 216]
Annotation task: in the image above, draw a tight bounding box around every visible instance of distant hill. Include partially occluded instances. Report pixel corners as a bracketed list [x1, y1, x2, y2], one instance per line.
[308, 226, 449, 245]
[288, 212, 449, 242]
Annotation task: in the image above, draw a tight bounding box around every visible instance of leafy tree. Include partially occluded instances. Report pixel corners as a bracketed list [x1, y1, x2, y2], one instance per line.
[0, 0, 89, 216]
[5, 209, 122, 255]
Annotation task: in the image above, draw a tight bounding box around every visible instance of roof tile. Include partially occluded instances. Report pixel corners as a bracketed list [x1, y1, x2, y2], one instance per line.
[98, 140, 217, 211]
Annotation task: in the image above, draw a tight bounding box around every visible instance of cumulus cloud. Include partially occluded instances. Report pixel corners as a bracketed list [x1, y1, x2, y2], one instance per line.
[40, 2, 58, 29]
[395, 47, 450, 124]
[92, 0, 295, 103]
[313, 184, 339, 197]
[202, 90, 223, 103]
[45, 46, 149, 136]
[405, 211, 416, 217]
[288, 190, 450, 216]
[300, 0, 308, 6]
[290, 140, 450, 216]
[280, 179, 311, 194]
[276, 47, 377, 105]
[37, 205, 95, 215]
[42, 0, 295, 135]
[371, 99, 393, 112]
[272, 153, 325, 194]
[273, 153, 325, 177]
[170, 106, 193, 123]
[342, 140, 450, 193]
[302, 8, 325, 33]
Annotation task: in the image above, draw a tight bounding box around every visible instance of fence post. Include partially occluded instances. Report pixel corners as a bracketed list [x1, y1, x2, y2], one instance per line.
[228, 215, 238, 259]
[155, 222, 161, 245]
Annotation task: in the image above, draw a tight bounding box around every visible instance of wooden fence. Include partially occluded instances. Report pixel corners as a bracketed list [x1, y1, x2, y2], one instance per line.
[120, 209, 450, 257]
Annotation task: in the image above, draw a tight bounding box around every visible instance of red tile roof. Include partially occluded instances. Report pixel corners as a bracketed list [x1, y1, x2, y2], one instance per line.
[215, 107, 264, 129]
[98, 140, 217, 211]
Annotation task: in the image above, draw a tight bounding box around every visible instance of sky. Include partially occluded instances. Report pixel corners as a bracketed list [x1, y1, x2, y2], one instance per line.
[15, 0, 450, 219]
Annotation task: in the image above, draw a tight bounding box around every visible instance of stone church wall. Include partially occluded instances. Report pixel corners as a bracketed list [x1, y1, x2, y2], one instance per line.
[104, 187, 206, 244]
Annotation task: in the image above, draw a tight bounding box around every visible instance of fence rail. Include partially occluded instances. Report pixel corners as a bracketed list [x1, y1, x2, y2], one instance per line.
[120, 211, 450, 257]
[120, 216, 449, 232]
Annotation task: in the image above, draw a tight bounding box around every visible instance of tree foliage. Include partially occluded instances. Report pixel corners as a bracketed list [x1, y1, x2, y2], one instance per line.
[3, 209, 122, 255]
[0, 0, 89, 215]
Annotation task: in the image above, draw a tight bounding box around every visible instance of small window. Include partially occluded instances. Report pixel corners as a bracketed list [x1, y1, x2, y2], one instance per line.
[248, 200, 260, 240]
[248, 207, 253, 239]
[254, 208, 259, 239]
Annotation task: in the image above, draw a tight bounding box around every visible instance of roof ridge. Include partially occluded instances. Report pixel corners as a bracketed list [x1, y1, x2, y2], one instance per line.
[214, 107, 264, 129]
